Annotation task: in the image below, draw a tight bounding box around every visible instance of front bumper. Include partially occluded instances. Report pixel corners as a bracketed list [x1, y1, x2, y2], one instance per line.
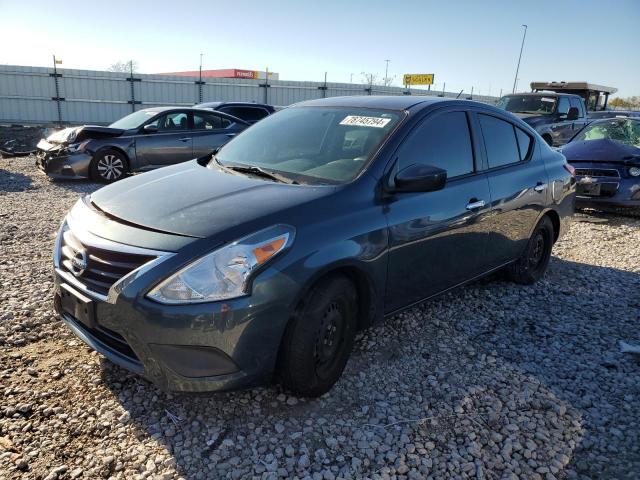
[36, 146, 92, 179]
[52, 219, 299, 393]
[575, 175, 640, 210]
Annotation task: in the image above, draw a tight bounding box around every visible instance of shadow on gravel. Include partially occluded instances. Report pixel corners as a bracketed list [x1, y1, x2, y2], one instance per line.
[92, 253, 640, 479]
[0, 169, 34, 192]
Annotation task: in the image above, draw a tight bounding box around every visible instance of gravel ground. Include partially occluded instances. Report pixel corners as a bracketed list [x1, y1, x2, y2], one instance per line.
[1, 155, 639, 480]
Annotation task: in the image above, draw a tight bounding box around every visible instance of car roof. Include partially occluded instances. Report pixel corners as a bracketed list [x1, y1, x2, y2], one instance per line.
[293, 95, 456, 110]
[503, 92, 581, 99]
[195, 101, 273, 108]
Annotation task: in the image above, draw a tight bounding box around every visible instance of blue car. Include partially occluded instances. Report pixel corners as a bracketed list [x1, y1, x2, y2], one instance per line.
[561, 117, 640, 215]
[53, 96, 574, 396]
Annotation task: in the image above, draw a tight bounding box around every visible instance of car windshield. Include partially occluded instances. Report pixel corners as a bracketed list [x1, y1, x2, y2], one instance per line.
[574, 119, 640, 148]
[211, 106, 402, 184]
[109, 110, 158, 129]
[498, 95, 557, 115]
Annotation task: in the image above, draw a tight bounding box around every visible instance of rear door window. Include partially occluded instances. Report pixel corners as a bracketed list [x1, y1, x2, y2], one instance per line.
[398, 111, 474, 179]
[478, 114, 521, 168]
[193, 112, 231, 130]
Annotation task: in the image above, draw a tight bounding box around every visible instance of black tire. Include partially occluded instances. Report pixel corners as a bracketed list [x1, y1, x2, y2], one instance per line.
[505, 216, 554, 285]
[278, 275, 358, 397]
[90, 149, 128, 183]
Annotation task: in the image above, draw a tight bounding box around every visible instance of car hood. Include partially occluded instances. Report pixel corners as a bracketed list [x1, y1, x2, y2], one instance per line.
[562, 139, 640, 164]
[89, 160, 334, 238]
[46, 125, 124, 144]
[511, 113, 548, 126]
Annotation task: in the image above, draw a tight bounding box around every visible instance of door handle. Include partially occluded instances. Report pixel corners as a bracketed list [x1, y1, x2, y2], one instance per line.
[465, 199, 485, 210]
[178, 137, 191, 142]
[534, 182, 547, 192]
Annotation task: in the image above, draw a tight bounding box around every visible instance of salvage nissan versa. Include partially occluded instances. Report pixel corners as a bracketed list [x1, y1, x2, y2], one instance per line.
[53, 96, 575, 396]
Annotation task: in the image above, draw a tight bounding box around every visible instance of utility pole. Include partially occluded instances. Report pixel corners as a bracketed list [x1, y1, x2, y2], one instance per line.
[512, 24, 528, 93]
[384, 59, 390, 86]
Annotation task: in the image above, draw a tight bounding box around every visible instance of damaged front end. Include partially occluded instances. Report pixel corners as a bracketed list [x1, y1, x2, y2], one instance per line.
[36, 125, 123, 179]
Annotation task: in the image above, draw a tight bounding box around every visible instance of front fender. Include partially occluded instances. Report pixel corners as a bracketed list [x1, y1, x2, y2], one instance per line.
[281, 229, 389, 330]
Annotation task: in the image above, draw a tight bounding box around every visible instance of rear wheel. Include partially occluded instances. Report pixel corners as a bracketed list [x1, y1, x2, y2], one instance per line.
[505, 216, 554, 284]
[278, 275, 357, 397]
[90, 149, 128, 183]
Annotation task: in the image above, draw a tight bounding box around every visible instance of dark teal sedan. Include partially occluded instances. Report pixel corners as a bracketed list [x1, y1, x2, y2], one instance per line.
[52, 96, 575, 396]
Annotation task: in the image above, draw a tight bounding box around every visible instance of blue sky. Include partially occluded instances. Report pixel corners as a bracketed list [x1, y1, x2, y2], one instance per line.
[2, 0, 638, 97]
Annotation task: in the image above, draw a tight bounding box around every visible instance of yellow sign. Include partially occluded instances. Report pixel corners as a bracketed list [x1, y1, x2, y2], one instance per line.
[403, 73, 434, 86]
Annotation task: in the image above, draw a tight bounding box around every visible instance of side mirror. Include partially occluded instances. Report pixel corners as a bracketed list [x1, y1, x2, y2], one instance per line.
[143, 124, 158, 134]
[391, 164, 447, 193]
[567, 107, 579, 121]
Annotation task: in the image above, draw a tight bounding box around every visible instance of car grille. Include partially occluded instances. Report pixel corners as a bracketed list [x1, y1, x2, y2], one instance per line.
[59, 229, 156, 296]
[574, 168, 620, 178]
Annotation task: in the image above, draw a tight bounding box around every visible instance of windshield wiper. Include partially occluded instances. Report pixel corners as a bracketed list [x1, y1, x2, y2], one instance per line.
[223, 164, 298, 184]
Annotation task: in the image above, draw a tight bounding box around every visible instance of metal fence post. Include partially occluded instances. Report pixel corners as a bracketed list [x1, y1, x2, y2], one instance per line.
[318, 72, 328, 98]
[126, 70, 141, 112]
[195, 80, 204, 104]
[195, 61, 204, 103]
[259, 67, 271, 104]
[50, 55, 63, 126]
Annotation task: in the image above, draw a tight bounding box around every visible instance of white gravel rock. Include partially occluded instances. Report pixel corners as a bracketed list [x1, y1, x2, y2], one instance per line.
[0, 156, 639, 479]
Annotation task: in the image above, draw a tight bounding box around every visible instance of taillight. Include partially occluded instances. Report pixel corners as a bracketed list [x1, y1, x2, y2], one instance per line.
[563, 163, 576, 176]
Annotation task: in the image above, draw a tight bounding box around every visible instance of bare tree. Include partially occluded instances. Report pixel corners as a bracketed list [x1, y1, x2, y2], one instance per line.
[360, 72, 396, 87]
[108, 60, 139, 73]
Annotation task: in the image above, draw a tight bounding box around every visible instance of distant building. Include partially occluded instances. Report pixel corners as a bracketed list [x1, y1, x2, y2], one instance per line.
[160, 69, 279, 81]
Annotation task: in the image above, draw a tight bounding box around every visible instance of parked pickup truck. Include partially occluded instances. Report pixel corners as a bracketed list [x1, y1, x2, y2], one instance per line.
[497, 92, 588, 146]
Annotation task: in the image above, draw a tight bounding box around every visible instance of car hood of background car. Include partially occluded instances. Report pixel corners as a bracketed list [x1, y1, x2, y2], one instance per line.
[562, 139, 640, 164]
[512, 113, 549, 126]
[46, 125, 124, 144]
[89, 160, 335, 238]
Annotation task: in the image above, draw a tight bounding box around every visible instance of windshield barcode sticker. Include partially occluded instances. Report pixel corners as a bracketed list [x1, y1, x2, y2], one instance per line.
[340, 116, 391, 128]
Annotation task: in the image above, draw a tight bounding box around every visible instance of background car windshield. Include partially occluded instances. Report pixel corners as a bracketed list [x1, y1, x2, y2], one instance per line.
[498, 95, 557, 115]
[109, 110, 158, 129]
[213, 107, 401, 183]
[574, 119, 640, 147]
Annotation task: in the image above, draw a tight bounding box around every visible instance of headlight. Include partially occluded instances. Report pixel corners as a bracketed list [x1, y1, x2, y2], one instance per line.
[67, 140, 90, 152]
[147, 224, 295, 304]
[629, 166, 640, 177]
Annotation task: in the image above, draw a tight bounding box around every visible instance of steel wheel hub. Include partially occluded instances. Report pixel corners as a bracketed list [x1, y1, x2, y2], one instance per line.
[529, 231, 545, 266]
[315, 302, 344, 372]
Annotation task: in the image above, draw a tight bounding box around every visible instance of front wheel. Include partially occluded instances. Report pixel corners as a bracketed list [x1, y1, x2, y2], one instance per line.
[505, 216, 554, 285]
[278, 275, 358, 397]
[90, 149, 128, 183]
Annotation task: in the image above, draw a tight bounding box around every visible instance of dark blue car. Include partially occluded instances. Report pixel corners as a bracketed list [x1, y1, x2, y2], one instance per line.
[52, 96, 574, 396]
[561, 117, 640, 214]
